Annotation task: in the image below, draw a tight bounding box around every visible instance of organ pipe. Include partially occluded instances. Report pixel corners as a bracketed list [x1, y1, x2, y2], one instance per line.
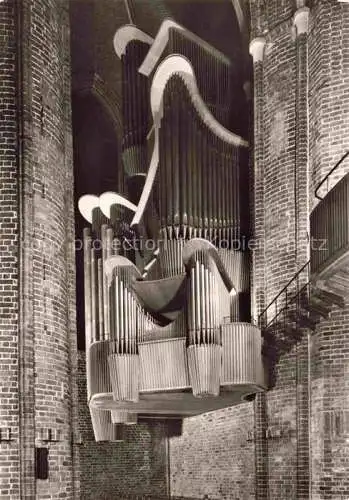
[187, 250, 220, 346]
[83, 228, 92, 350]
[155, 73, 245, 245]
[90, 245, 97, 343]
[122, 40, 150, 158]
[97, 258, 104, 340]
[167, 28, 231, 128]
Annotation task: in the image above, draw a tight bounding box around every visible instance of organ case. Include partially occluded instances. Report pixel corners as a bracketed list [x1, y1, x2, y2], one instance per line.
[79, 20, 266, 442]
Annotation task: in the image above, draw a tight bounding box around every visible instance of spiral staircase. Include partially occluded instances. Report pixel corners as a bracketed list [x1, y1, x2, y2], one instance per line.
[259, 151, 349, 383]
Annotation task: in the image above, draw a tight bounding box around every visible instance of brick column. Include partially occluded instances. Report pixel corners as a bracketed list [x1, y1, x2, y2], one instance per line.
[0, 1, 80, 497]
[249, 36, 269, 500]
[308, 2, 349, 495]
[249, 37, 266, 325]
[293, 8, 311, 500]
[294, 6, 310, 267]
[0, 1, 21, 497]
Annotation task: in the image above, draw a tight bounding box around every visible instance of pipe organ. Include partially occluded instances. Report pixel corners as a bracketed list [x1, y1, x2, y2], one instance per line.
[79, 21, 266, 442]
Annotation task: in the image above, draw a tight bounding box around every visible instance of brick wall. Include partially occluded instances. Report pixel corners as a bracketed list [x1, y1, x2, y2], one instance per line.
[77, 351, 169, 499]
[249, 1, 349, 499]
[308, 2, 349, 498]
[263, 20, 297, 302]
[28, 1, 79, 497]
[310, 301, 349, 499]
[309, 0, 349, 207]
[0, 0, 79, 497]
[0, 1, 20, 497]
[169, 404, 255, 500]
[261, 12, 299, 499]
[248, 3, 309, 499]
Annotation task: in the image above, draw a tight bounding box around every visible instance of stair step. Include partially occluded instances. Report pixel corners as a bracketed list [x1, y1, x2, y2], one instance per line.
[298, 297, 328, 319]
[295, 288, 330, 319]
[287, 310, 317, 331]
[311, 286, 345, 309]
[329, 273, 349, 290]
[284, 325, 302, 341]
[263, 319, 300, 338]
[307, 299, 331, 318]
[325, 279, 348, 296]
[262, 325, 302, 354]
[338, 268, 349, 278]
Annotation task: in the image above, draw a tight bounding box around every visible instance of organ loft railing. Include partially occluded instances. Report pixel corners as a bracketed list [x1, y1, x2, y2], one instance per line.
[78, 21, 267, 442]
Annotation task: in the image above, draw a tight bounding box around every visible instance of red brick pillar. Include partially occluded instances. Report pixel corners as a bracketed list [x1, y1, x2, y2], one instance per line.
[249, 36, 269, 500]
[293, 7, 311, 499]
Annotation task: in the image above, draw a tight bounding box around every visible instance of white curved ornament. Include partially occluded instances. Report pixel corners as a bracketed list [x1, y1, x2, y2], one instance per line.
[113, 24, 154, 58]
[182, 238, 237, 295]
[141, 246, 160, 277]
[182, 238, 217, 267]
[151, 55, 248, 147]
[150, 55, 192, 123]
[231, 0, 246, 36]
[131, 128, 160, 227]
[100, 191, 137, 219]
[78, 194, 100, 224]
[138, 19, 185, 76]
[104, 255, 141, 280]
[130, 172, 147, 179]
[229, 288, 237, 297]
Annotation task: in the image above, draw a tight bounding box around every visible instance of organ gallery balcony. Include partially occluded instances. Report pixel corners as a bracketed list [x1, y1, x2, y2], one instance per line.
[310, 152, 349, 292]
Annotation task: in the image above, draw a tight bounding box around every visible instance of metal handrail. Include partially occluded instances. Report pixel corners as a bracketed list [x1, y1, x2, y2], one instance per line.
[258, 261, 310, 327]
[259, 151, 349, 331]
[315, 150, 349, 200]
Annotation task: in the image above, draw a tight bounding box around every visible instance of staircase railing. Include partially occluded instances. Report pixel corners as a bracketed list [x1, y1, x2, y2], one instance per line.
[257, 262, 311, 386]
[315, 150, 349, 200]
[257, 153, 349, 382]
[258, 261, 310, 330]
[261, 150, 349, 328]
[311, 152, 349, 275]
